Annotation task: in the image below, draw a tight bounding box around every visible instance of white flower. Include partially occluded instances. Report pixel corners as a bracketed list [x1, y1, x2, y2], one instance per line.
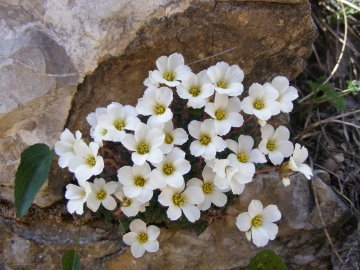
[149, 147, 191, 188]
[159, 121, 188, 154]
[187, 166, 227, 210]
[68, 141, 104, 182]
[226, 135, 266, 173]
[208, 158, 253, 195]
[87, 178, 118, 212]
[123, 219, 160, 258]
[236, 200, 281, 247]
[136, 86, 173, 123]
[176, 70, 214, 108]
[264, 76, 298, 113]
[158, 185, 204, 222]
[143, 71, 160, 88]
[117, 163, 156, 202]
[188, 119, 226, 160]
[205, 93, 243, 135]
[65, 180, 92, 215]
[114, 183, 149, 217]
[86, 107, 107, 137]
[241, 83, 281, 121]
[54, 129, 83, 168]
[151, 53, 191, 86]
[122, 123, 165, 166]
[96, 102, 140, 143]
[288, 143, 313, 180]
[258, 124, 294, 165]
[207, 62, 244, 96]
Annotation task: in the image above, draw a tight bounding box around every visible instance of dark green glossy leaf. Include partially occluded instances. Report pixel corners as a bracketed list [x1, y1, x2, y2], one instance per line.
[246, 249, 287, 270]
[62, 250, 81, 270]
[14, 143, 55, 218]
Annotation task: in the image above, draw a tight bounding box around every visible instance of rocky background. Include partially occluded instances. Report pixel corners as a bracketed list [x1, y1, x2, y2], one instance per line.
[0, 0, 356, 269]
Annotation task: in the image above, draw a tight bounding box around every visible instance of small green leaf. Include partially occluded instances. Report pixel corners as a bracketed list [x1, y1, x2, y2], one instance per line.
[14, 143, 55, 218]
[246, 249, 287, 270]
[62, 250, 81, 270]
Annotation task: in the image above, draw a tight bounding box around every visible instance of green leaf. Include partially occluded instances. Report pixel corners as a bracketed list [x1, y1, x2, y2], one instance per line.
[14, 143, 55, 218]
[62, 250, 81, 270]
[246, 249, 287, 270]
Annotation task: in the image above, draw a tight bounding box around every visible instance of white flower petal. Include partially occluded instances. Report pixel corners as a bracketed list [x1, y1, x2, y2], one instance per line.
[262, 205, 282, 222]
[144, 240, 159, 253]
[181, 203, 201, 222]
[248, 200, 264, 218]
[131, 241, 146, 258]
[251, 226, 270, 247]
[236, 212, 252, 232]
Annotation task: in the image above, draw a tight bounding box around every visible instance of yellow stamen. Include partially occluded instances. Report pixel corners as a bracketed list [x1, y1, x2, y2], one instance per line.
[138, 233, 148, 243]
[96, 190, 107, 201]
[137, 143, 149, 155]
[164, 72, 175, 81]
[189, 86, 201, 97]
[253, 100, 265, 110]
[266, 140, 275, 151]
[135, 176, 145, 187]
[163, 164, 174, 175]
[154, 105, 165, 115]
[173, 193, 185, 206]
[122, 198, 131, 207]
[114, 119, 125, 131]
[217, 81, 227, 88]
[102, 129, 108, 136]
[237, 152, 249, 163]
[252, 216, 262, 227]
[215, 110, 226, 120]
[202, 183, 213, 194]
[200, 135, 211, 145]
[87, 156, 96, 166]
[164, 134, 173, 144]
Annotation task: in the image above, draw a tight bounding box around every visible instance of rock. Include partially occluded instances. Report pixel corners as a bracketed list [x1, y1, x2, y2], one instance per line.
[331, 217, 359, 270]
[105, 172, 350, 269]
[0, 216, 124, 269]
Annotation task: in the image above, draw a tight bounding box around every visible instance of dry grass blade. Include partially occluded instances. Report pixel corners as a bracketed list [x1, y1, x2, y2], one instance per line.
[310, 157, 349, 270]
[297, 110, 360, 140]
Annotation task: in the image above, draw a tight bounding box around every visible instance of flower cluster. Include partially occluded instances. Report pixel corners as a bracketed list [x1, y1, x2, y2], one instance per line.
[55, 53, 313, 257]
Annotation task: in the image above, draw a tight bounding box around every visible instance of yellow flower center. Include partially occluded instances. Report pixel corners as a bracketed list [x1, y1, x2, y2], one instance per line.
[114, 119, 125, 131]
[122, 198, 131, 207]
[252, 216, 262, 227]
[154, 105, 165, 115]
[138, 233, 148, 243]
[164, 72, 175, 81]
[163, 164, 175, 175]
[237, 152, 249, 163]
[200, 135, 211, 145]
[134, 176, 145, 187]
[202, 183, 213, 194]
[173, 193, 185, 206]
[189, 86, 201, 97]
[102, 129, 108, 136]
[86, 156, 96, 166]
[253, 100, 265, 110]
[266, 140, 276, 151]
[164, 134, 173, 144]
[96, 190, 107, 201]
[137, 143, 149, 155]
[215, 110, 226, 120]
[217, 81, 227, 88]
